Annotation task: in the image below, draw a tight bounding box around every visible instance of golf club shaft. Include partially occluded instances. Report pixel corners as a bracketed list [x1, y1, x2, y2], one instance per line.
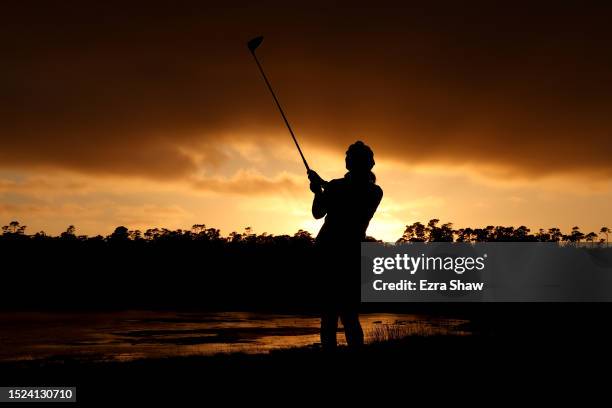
[250, 52, 310, 172]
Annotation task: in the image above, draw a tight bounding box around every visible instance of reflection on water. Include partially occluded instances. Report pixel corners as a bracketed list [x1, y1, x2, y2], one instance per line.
[0, 311, 469, 362]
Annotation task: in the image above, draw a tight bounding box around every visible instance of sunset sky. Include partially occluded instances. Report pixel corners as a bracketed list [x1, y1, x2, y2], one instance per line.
[1, 2, 611, 241]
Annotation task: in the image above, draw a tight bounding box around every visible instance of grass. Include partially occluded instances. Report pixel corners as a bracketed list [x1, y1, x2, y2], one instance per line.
[366, 320, 471, 343]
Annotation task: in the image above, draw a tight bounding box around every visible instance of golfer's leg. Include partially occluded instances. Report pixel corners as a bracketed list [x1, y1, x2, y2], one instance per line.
[340, 311, 364, 348]
[321, 310, 338, 349]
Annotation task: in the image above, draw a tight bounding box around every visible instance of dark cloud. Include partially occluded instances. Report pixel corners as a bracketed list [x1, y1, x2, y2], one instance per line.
[1, 1, 611, 180]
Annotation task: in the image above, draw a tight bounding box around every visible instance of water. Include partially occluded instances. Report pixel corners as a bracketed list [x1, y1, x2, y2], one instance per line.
[0, 311, 469, 363]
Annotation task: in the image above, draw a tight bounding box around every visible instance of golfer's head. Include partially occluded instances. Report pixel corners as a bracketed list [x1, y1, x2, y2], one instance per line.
[345, 141, 375, 174]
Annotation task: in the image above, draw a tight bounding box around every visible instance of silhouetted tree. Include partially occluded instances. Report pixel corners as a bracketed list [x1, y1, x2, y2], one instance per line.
[144, 228, 161, 241]
[398, 221, 427, 242]
[203, 228, 221, 242]
[548, 228, 563, 242]
[33, 231, 47, 240]
[129, 230, 143, 240]
[570, 226, 585, 246]
[427, 219, 454, 242]
[2, 221, 26, 236]
[229, 231, 243, 243]
[535, 229, 550, 242]
[514, 226, 531, 241]
[455, 227, 474, 242]
[601, 227, 610, 246]
[60, 225, 77, 240]
[192, 224, 206, 235]
[109, 226, 130, 241]
[293, 229, 312, 241]
[585, 232, 598, 247]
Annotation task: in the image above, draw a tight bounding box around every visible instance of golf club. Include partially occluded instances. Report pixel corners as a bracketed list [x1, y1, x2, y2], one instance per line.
[247, 36, 311, 173]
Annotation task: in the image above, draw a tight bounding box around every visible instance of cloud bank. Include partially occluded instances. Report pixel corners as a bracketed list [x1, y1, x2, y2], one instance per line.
[1, 2, 611, 183]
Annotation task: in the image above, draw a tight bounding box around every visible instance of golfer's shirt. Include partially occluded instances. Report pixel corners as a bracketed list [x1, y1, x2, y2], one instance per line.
[315, 175, 383, 246]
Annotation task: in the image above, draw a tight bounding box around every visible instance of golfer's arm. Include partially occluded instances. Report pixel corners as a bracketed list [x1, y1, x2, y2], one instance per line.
[312, 191, 328, 219]
[362, 187, 383, 223]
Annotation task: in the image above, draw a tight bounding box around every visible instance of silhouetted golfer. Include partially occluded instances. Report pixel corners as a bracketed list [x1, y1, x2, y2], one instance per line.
[308, 141, 383, 349]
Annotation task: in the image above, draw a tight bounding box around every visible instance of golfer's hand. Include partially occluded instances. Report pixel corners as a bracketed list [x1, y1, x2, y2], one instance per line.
[308, 170, 324, 193]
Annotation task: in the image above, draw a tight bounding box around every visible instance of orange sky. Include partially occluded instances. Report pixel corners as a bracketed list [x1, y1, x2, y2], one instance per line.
[1, 2, 611, 241]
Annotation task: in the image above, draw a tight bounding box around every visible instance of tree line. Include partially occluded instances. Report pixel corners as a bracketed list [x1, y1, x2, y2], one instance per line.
[1, 219, 610, 246]
[398, 219, 610, 245]
[0, 218, 609, 310]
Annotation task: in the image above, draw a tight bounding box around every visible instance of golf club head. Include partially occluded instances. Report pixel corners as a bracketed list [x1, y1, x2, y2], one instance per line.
[247, 36, 264, 53]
